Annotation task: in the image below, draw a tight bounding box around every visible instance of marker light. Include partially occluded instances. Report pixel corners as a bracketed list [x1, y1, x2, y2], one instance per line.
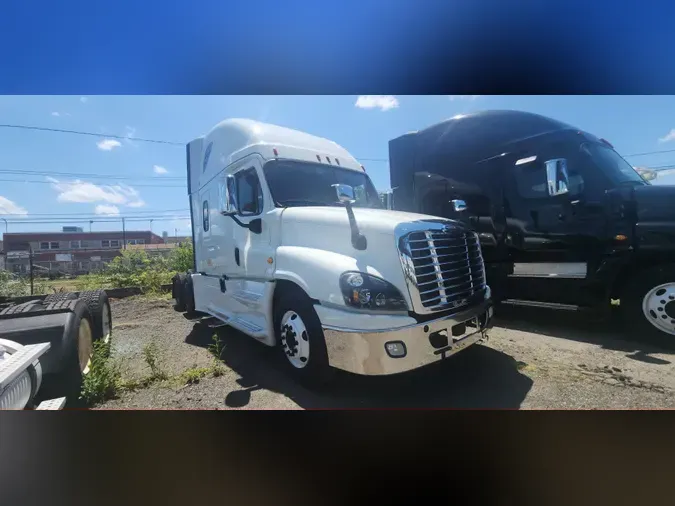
[273, 148, 278, 157]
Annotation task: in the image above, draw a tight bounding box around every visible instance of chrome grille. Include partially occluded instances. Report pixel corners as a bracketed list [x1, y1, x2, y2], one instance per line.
[400, 228, 486, 313]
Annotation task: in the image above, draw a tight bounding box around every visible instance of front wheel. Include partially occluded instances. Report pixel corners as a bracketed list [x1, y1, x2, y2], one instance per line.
[620, 265, 675, 349]
[273, 290, 335, 387]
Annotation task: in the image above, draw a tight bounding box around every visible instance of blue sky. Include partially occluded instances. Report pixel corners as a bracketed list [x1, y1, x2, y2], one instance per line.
[1, 95, 674, 241]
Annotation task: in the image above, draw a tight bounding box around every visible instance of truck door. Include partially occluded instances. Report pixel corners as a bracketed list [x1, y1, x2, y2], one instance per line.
[413, 165, 510, 301]
[223, 160, 274, 337]
[503, 141, 610, 306]
[195, 183, 232, 315]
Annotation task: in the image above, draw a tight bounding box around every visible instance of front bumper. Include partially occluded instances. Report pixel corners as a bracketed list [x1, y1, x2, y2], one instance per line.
[322, 298, 493, 376]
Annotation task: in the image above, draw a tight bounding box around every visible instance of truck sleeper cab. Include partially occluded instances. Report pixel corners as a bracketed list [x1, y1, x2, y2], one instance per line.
[173, 119, 493, 384]
[388, 110, 675, 348]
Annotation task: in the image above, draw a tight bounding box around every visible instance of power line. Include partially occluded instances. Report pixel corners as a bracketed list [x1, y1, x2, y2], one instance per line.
[3, 216, 190, 224]
[623, 148, 675, 158]
[0, 178, 185, 188]
[5, 120, 675, 162]
[0, 124, 185, 146]
[0, 169, 184, 181]
[0, 208, 189, 217]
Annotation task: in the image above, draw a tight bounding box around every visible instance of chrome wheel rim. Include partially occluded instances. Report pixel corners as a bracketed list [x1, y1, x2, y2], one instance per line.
[78, 318, 94, 374]
[280, 311, 310, 369]
[642, 282, 675, 336]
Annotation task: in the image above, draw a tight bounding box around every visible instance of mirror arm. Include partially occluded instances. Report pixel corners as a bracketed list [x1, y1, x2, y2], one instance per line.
[222, 213, 262, 234]
[345, 202, 367, 250]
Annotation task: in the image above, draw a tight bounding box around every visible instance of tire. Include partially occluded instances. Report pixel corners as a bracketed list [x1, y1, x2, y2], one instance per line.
[183, 274, 196, 318]
[173, 274, 187, 312]
[79, 289, 112, 345]
[620, 264, 675, 349]
[273, 287, 335, 387]
[44, 299, 95, 402]
[43, 292, 79, 304]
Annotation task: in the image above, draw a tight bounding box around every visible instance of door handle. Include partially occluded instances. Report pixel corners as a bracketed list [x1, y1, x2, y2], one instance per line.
[234, 247, 240, 266]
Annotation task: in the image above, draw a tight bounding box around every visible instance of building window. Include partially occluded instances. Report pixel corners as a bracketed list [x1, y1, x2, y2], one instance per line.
[71, 241, 80, 249]
[102, 240, 110, 248]
[137, 239, 145, 245]
[50, 242, 60, 249]
[110, 240, 120, 248]
[81, 240, 89, 248]
[40, 242, 49, 250]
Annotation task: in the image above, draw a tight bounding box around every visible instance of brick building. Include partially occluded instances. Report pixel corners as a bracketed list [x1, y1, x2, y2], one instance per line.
[3, 230, 164, 275]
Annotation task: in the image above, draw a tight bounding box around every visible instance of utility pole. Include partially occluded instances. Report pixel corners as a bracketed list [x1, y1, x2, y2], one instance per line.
[89, 220, 93, 233]
[122, 217, 127, 250]
[29, 245, 34, 296]
[1, 218, 7, 234]
[175, 228, 178, 239]
[150, 219, 154, 234]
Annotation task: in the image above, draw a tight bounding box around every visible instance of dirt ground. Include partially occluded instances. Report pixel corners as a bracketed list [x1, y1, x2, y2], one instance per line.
[98, 297, 675, 409]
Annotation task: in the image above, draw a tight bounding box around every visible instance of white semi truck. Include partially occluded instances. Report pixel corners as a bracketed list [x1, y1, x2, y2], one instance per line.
[172, 119, 494, 385]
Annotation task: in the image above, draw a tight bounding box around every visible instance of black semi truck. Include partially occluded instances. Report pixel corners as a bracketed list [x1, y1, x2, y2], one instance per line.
[388, 110, 675, 346]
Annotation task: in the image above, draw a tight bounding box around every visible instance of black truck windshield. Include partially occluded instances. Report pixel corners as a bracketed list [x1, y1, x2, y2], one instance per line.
[263, 160, 382, 208]
[582, 143, 647, 186]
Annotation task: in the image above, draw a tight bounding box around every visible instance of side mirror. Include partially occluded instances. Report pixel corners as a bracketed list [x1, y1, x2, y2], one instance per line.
[220, 175, 239, 215]
[545, 159, 570, 197]
[451, 199, 467, 212]
[332, 184, 355, 204]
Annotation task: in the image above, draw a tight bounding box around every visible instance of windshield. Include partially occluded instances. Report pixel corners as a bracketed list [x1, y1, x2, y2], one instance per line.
[582, 143, 647, 186]
[263, 160, 382, 208]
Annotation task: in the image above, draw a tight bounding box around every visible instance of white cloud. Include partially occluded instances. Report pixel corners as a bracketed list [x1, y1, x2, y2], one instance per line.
[0, 196, 28, 216]
[96, 139, 122, 151]
[448, 95, 481, 101]
[153, 165, 169, 175]
[47, 177, 145, 208]
[94, 204, 120, 216]
[80, 97, 88, 103]
[658, 129, 675, 143]
[355, 95, 399, 111]
[51, 112, 60, 117]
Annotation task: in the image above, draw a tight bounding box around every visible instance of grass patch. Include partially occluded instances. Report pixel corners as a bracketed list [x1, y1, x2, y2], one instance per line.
[80, 340, 122, 405]
[142, 341, 169, 382]
[83, 331, 228, 406]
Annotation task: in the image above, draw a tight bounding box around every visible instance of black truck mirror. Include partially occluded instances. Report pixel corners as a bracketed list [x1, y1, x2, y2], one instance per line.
[545, 159, 570, 197]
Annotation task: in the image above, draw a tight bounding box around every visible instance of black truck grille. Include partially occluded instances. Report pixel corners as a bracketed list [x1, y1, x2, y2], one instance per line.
[402, 229, 486, 312]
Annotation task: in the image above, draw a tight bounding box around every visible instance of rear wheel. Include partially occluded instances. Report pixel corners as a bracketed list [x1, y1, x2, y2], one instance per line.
[172, 274, 187, 312]
[183, 275, 197, 318]
[620, 265, 675, 349]
[43, 292, 78, 304]
[39, 300, 95, 403]
[273, 288, 334, 387]
[79, 289, 112, 345]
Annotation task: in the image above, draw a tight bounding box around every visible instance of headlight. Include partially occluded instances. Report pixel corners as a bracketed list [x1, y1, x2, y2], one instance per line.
[339, 271, 408, 311]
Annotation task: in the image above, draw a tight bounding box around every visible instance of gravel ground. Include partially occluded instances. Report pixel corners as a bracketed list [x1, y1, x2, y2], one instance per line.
[97, 297, 675, 409]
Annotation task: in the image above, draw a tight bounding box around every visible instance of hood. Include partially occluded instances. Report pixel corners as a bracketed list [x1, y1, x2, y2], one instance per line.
[632, 185, 675, 222]
[281, 206, 465, 236]
[279, 206, 467, 256]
